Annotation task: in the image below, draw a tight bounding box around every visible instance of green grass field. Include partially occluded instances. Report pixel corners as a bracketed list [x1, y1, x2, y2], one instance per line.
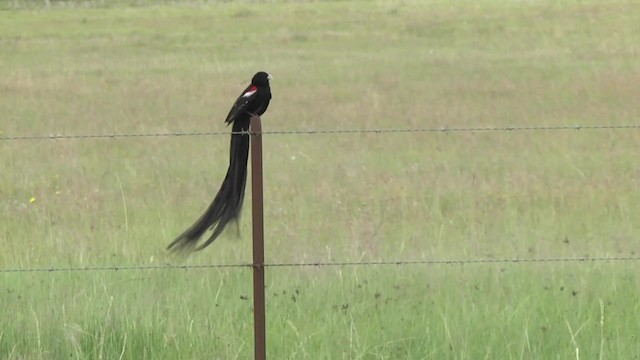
[2, 0, 640, 358]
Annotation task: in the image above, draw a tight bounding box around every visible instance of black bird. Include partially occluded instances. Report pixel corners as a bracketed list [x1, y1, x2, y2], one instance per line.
[168, 71, 272, 251]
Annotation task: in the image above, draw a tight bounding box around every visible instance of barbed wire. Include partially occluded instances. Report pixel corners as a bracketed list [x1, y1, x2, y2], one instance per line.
[2, 255, 639, 274]
[0, 263, 249, 273]
[1, 123, 639, 141]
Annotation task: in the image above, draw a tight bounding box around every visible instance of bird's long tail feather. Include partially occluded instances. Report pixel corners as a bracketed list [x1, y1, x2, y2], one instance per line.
[167, 119, 250, 251]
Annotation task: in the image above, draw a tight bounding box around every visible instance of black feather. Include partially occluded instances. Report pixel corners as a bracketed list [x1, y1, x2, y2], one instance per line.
[167, 72, 271, 252]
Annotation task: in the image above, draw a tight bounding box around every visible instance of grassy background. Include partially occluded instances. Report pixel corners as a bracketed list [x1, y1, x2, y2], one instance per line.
[2, 0, 640, 358]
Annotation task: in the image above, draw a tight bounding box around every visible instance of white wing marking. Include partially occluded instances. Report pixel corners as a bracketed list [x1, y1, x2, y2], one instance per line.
[242, 87, 257, 98]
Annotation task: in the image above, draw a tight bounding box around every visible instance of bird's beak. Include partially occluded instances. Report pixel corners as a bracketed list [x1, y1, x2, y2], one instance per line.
[267, 74, 273, 80]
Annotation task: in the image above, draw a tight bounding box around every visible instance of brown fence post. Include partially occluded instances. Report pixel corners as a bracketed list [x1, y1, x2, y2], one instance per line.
[250, 116, 266, 360]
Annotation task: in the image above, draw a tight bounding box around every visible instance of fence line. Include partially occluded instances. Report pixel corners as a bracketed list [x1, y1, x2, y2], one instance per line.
[1, 123, 640, 141]
[2, 255, 639, 274]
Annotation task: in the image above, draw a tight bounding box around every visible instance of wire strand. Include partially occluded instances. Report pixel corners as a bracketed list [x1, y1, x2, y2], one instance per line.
[1, 124, 639, 141]
[2, 255, 639, 274]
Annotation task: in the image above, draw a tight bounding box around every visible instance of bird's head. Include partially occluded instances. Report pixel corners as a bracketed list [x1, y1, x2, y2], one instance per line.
[252, 71, 272, 86]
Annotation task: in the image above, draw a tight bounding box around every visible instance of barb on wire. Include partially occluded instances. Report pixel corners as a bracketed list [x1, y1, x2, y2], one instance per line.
[1, 255, 639, 274]
[1, 124, 639, 141]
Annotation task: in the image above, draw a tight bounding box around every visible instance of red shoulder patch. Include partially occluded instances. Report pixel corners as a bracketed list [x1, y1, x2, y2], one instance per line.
[242, 86, 257, 97]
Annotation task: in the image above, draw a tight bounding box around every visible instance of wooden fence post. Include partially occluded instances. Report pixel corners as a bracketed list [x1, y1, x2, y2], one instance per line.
[250, 116, 266, 360]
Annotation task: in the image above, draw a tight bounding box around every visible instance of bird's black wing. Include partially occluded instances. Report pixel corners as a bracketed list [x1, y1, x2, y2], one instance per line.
[225, 85, 258, 125]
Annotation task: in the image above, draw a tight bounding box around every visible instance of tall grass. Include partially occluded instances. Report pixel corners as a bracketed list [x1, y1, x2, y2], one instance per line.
[2, 0, 640, 358]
